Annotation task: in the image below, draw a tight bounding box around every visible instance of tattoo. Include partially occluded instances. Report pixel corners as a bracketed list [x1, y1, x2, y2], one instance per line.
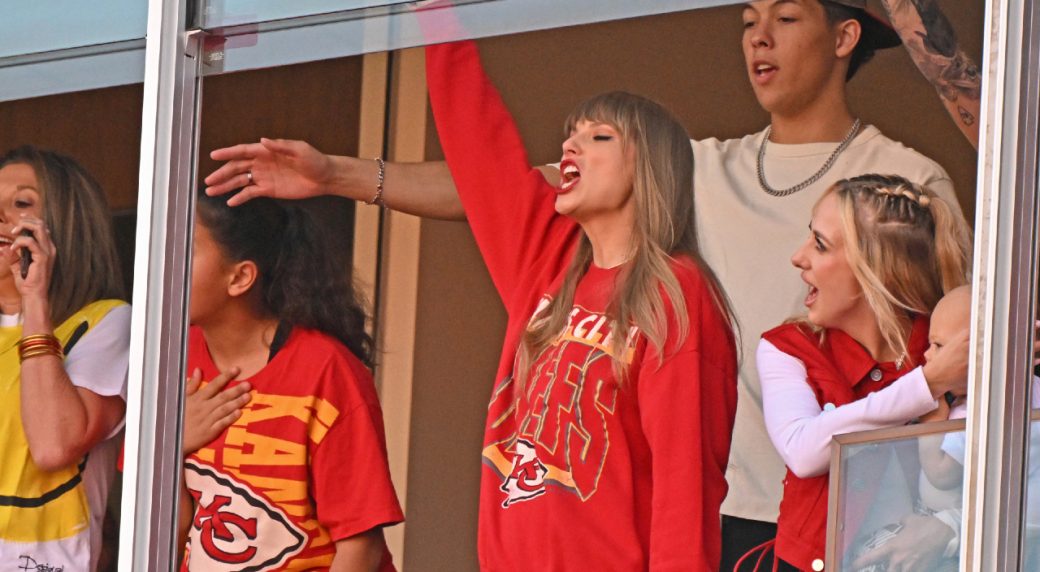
[909, 0, 959, 57]
[934, 51, 982, 103]
[957, 106, 975, 126]
[886, 0, 982, 103]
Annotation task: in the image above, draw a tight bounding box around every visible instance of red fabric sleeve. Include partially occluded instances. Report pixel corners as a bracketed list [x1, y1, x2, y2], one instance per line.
[309, 363, 403, 542]
[636, 275, 737, 570]
[425, 40, 579, 307]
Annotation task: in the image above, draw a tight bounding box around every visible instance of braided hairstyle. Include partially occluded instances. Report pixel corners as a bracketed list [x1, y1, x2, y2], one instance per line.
[196, 189, 374, 367]
[826, 174, 971, 363]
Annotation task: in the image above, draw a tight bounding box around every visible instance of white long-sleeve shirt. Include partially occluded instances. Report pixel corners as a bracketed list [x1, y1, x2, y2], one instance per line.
[757, 338, 940, 478]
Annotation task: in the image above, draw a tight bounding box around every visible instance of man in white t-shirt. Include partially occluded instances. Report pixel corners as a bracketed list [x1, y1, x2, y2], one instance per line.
[202, 0, 978, 567]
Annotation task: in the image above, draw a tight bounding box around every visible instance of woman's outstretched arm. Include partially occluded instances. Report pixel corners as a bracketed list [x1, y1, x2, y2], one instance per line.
[206, 141, 468, 220]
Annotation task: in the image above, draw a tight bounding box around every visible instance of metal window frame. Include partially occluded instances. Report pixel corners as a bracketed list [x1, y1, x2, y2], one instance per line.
[962, 0, 1040, 569]
[117, 0, 202, 568]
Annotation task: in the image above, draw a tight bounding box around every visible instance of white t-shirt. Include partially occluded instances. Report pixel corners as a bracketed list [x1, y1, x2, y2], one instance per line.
[0, 305, 130, 572]
[692, 125, 962, 522]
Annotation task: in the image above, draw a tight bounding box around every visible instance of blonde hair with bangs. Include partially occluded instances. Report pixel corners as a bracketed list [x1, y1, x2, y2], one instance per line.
[516, 92, 733, 384]
[825, 174, 971, 363]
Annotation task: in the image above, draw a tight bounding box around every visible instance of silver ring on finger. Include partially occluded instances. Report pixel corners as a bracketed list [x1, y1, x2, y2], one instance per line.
[245, 170, 254, 184]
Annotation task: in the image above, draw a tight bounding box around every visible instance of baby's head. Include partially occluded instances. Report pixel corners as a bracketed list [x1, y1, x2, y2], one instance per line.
[925, 285, 972, 364]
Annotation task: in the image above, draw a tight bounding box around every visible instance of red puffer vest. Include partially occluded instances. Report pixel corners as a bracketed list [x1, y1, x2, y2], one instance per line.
[761, 318, 929, 570]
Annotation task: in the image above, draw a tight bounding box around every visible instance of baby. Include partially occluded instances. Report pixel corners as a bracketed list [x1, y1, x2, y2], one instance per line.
[920, 285, 1040, 490]
[919, 285, 1040, 568]
[851, 288, 971, 572]
[918, 285, 972, 493]
[854, 286, 1040, 570]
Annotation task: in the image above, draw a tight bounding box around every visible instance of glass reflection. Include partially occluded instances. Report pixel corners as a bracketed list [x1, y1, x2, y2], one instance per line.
[0, 0, 145, 59]
[201, 0, 415, 28]
[199, 0, 718, 75]
[832, 425, 964, 571]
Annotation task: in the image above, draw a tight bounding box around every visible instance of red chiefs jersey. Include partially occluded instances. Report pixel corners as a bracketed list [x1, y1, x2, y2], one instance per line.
[427, 40, 738, 570]
[182, 326, 403, 571]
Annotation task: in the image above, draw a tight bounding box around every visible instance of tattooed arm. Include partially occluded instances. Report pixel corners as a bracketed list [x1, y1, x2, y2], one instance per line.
[881, 0, 981, 149]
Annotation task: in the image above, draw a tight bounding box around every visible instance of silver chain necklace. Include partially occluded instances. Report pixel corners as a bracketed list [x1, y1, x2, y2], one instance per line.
[756, 118, 861, 197]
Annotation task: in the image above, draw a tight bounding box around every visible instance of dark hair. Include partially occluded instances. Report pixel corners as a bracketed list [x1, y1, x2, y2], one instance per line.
[0, 146, 124, 324]
[196, 189, 374, 367]
[822, 1, 877, 81]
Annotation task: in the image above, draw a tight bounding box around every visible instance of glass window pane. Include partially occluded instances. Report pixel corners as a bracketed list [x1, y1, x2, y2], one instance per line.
[831, 423, 966, 571]
[201, 0, 412, 28]
[0, 1, 147, 101]
[200, 0, 730, 75]
[0, 0, 146, 58]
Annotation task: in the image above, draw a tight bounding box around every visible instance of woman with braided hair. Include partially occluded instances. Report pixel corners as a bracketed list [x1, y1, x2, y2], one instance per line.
[742, 174, 972, 571]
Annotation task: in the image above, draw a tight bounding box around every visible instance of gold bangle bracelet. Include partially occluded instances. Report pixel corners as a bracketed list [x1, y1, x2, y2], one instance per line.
[20, 334, 58, 342]
[19, 347, 63, 362]
[19, 339, 61, 351]
[20, 354, 63, 364]
[20, 347, 62, 357]
[19, 334, 61, 352]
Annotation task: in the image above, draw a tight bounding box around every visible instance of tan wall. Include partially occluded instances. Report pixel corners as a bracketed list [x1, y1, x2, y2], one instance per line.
[402, 4, 983, 570]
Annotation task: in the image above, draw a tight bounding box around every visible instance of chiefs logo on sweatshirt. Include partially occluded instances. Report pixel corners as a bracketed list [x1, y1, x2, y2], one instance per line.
[485, 303, 639, 508]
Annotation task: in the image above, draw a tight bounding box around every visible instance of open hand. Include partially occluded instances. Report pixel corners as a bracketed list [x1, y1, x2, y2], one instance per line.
[204, 138, 334, 206]
[182, 367, 250, 455]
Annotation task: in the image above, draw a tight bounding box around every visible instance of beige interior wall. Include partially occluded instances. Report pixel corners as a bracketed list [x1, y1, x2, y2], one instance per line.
[401, 4, 983, 570]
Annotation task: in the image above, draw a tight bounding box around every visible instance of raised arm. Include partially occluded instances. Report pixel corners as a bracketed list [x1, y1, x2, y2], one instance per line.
[15, 218, 127, 471]
[426, 40, 579, 305]
[205, 140, 467, 220]
[880, 0, 981, 149]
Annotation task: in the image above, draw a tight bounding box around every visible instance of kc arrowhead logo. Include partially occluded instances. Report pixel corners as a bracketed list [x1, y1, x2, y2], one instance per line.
[184, 461, 306, 571]
[500, 439, 548, 508]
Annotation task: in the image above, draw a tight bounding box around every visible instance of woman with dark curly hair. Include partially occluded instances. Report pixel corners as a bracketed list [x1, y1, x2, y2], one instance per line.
[178, 190, 402, 571]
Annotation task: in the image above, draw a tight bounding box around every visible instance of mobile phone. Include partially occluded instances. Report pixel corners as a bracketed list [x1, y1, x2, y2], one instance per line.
[19, 228, 32, 279]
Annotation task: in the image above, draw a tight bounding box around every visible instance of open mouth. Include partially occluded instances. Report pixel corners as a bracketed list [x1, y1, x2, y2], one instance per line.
[805, 285, 819, 307]
[0, 235, 13, 249]
[559, 160, 581, 193]
[753, 62, 778, 82]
